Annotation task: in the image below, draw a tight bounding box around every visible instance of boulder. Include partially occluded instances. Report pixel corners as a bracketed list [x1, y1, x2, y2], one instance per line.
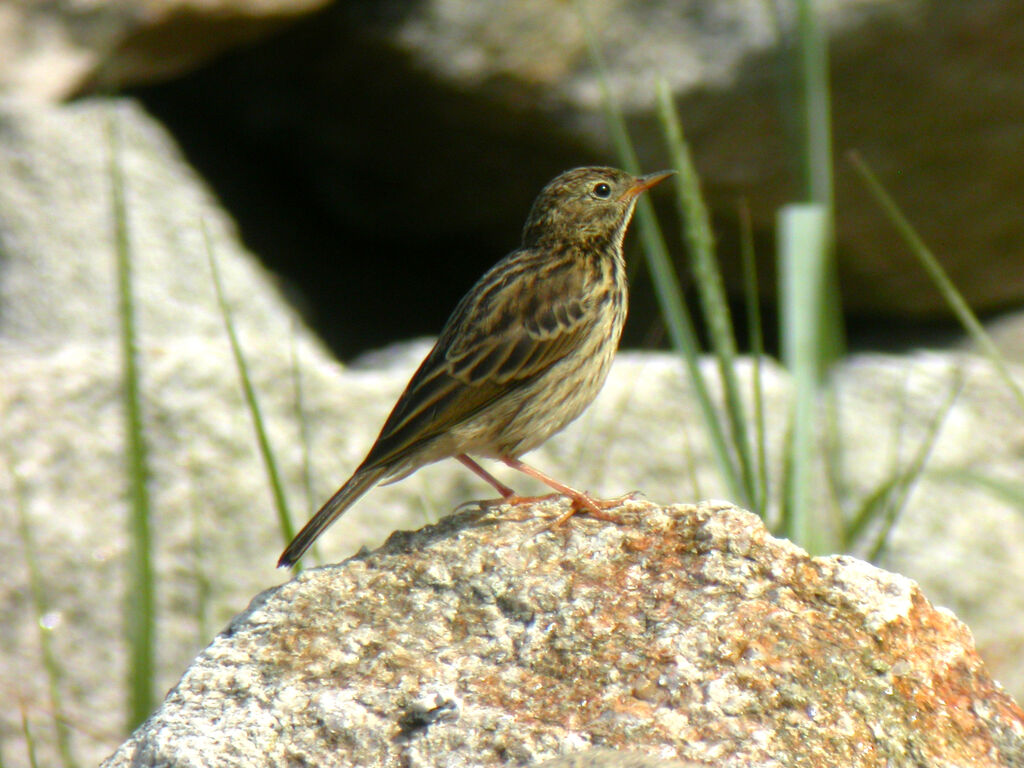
[100, 502, 1024, 767]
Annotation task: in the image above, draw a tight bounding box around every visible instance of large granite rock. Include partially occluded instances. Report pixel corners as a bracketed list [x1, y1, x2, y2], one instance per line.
[100, 502, 1024, 767]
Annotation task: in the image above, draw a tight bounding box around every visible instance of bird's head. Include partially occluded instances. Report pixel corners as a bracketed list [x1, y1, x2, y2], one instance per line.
[521, 166, 674, 248]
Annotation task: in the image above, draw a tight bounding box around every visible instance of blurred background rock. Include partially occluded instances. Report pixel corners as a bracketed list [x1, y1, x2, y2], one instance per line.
[5, 0, 1023, 356]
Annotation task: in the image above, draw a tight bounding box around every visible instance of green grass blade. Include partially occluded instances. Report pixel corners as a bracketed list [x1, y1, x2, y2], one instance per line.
[789, 0, 845, 368]
[202, 222, 299, 566]
[578, 17, 695, 356]
[848, 152, 1024, 416]
[849, 369, 964, 559]
[575, 1, 746, 503]
[657, 79, 759, 513]
[931, 468, 1024, 512]
[779, 203, 833, 553]
[19, 707, 39, 768]
[287, 323, 320, 565]
[108, 115, 156, 730]
[6, 462, 78, 768]
[840, 368, 915, 546]
[632, 206, 746, 504]
[738, 199, 770, 518]
[793, 0, 833, 208]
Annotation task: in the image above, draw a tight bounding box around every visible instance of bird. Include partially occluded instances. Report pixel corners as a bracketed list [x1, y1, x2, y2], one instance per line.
[278, 166, 674, 567]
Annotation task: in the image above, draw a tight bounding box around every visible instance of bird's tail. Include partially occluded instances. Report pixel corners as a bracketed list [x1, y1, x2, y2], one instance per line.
[277, 465, 387, 568]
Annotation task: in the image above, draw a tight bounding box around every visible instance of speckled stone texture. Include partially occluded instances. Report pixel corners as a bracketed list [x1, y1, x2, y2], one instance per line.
[535, 749, 699, 767]
[101, 501, 1024, 768]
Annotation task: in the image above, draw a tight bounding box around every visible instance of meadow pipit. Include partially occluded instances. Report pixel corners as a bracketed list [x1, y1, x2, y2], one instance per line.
[279, 166, 673, 567]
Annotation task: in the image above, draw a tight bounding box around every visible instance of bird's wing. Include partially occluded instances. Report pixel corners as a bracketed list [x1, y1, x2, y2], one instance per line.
[361, 248, 596, 469]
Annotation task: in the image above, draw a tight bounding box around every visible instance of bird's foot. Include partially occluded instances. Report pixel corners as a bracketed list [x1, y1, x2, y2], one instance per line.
[541, 490, 630, 528]
[462, 455, 639, 528]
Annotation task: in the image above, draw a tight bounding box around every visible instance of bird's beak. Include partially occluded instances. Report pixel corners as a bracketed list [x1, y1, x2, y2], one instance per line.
[618, 170, 676, 201]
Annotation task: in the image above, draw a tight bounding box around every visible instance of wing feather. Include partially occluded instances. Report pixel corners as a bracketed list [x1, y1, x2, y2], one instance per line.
[360, 247, 596, 469]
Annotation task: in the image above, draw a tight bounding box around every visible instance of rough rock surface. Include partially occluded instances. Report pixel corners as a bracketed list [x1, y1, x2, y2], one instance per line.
[535, 750, 699, 768]
[101, 501, 1024, 768]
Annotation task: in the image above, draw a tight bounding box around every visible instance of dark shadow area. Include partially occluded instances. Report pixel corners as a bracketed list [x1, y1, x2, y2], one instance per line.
[127, 2, 604, 359]
[124, 0, 974, 362]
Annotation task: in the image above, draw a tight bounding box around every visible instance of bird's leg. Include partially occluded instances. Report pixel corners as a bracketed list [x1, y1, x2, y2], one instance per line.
[499, 456, 622, 525]
[457, 454, 517, 498]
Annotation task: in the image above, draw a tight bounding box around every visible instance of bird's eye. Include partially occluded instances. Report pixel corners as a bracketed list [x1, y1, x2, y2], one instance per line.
[592, 182, 612, 199]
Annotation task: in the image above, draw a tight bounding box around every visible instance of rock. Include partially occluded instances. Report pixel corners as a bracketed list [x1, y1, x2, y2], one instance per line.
[0, 96, 481, 767]
[978, 308, 1024, 362]
[123, 0, 1024, 344]
[0, 0, 328, 100]
[7, 1, 1024, 334]
[0, 95, 339, 767]
[826, 351, 1024, 705]
[534, 749, 698, 767]
[100, 502, 1024, 767]
[0, 95, 786, 768]
[4, 3, 1024, 333]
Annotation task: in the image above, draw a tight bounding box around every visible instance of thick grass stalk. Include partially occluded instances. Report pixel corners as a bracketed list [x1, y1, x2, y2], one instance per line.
[790, 0, 845, 368]
[779, 204, 833, 554]
[656, 79, 759, 514]
[108, 115, 157, 730]
[793, 0, 833, 208]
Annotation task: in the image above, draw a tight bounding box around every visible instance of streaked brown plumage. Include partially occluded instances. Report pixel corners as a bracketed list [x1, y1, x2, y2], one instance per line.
[278, 166, 673, 567]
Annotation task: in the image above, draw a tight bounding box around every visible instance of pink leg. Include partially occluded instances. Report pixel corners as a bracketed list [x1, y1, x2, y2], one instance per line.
[457, 454, 517, 498]
[500, 456, 621, 524]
